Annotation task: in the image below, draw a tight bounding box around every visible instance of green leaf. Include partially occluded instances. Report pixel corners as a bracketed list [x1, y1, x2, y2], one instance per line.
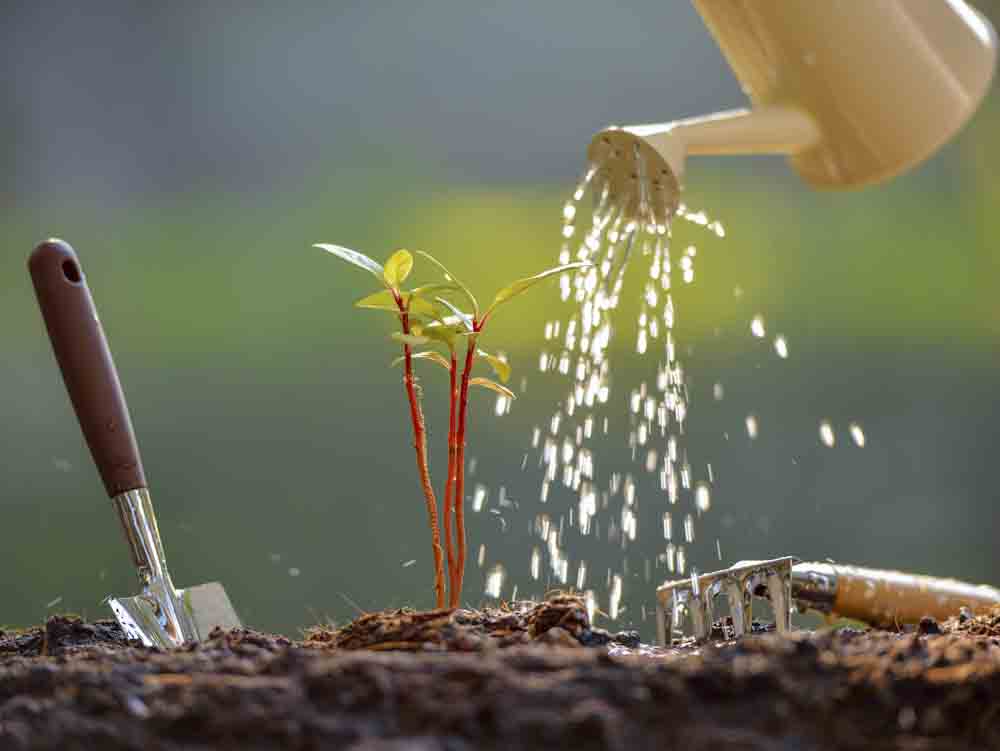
[354, 290, 438, 318]
[354, 289, 400, 312]
[391, 332, 430, 346]
[434, 297, 474, 331]
[411, 282, 459, 299]
[422, 323, 460, 349]
[469, 377, 515, 400]
[405, 295, 440, 318]
[485, 261, 592, 318]
[409, 283, 459, 322]
[477, 350, 511, 383]
[383, 249, 413, 289]
[315, 243, 385, 283]
[391, 350, 453, 371]
[416, 250, 479, 319]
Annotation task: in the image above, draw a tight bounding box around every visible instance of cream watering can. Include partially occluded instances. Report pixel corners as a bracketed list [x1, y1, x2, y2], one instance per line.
[589, 0, 998, 221]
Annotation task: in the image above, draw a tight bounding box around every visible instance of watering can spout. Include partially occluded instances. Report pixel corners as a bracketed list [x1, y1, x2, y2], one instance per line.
[589, 0, 998, 220]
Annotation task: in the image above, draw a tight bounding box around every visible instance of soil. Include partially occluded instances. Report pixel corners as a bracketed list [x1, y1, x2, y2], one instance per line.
[2, 596, 999, 750]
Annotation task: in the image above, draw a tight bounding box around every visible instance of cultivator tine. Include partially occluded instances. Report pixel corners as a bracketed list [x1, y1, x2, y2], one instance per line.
[656, 557, 796, 644]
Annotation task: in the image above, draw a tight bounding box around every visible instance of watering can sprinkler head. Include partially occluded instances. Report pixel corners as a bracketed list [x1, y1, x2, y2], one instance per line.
[589, 0, 998, 222]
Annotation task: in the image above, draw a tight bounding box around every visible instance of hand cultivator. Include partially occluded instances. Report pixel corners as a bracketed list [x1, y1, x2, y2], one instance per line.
[657, 557, 1000, 645]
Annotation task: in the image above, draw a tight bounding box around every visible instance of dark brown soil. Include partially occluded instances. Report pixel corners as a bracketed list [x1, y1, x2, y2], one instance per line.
[2, 597, 999, 750]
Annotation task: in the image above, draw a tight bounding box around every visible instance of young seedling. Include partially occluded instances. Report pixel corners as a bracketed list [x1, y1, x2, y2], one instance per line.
[315, 242, 588, 608]
[315, 244, 450, 607]
[411, 250, 589, 606]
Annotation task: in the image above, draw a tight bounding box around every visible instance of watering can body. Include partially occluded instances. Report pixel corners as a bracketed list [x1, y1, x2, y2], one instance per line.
[694, 0, 998, 188]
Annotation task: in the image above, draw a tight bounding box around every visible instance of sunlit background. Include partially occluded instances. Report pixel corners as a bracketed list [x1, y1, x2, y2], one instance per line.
[3, 1, 998, 639]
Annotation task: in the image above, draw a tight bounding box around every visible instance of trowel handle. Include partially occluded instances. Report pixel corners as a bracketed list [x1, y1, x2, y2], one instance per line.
[28, 239, 147, 497]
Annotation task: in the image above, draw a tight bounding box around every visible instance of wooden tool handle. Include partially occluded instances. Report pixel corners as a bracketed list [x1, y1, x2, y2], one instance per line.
[833, 564, 1000, 626]
[28, 239, 147, 497]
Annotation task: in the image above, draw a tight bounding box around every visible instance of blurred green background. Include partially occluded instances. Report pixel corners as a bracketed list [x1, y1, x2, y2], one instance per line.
[2, 1, 998, 639]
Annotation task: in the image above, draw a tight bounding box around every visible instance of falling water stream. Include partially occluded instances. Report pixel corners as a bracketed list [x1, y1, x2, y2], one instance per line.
[469, 148, 726, 627]
[472, 150, 865, 635]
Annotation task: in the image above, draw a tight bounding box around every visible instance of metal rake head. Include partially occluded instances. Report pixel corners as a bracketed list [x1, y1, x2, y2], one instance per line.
[656, 557, 796, 644]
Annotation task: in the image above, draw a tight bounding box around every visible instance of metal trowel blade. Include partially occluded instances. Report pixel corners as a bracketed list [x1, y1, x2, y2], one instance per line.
[109, 582, 241, 649]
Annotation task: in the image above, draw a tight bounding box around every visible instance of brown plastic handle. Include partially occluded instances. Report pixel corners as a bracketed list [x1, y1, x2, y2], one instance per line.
[28, 239, 147, 497]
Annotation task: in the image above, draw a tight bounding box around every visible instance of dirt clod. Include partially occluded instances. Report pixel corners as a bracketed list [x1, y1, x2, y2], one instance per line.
[918, 616, 942, 635]
[941, 604, 1000, 638]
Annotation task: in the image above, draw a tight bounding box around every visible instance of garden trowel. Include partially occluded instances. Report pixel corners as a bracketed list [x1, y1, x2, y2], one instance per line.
[29, 239, 242, 648]
[657, 556, 1000, 645]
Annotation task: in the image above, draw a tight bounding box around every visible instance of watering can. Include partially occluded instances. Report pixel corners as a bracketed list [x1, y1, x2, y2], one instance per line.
[589, 0, 998, 221]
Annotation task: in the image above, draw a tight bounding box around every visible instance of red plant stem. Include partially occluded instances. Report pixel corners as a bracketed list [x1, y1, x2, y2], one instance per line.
[399, 308, 445, 609]
[443, 350, 459, 605]
[451, 333, 478, 607]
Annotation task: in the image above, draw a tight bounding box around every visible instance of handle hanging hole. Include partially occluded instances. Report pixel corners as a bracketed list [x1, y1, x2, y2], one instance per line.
[62, 260, 82, 283]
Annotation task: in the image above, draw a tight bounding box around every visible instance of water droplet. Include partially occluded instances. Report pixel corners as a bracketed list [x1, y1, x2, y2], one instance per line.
[694, 482, 711, 512]
[472, 484, 487, 512]
[819, 420, 836, 447]
[774, 335, 789, 359]
[849, 422, 866, 447]
[484, 564, 506, 598]
[495, 395, 510, 416]
[288, 567, 301, 577]
[746, 415, 759, 439]
[584, 590, 597, 623]
[609, 575, 623, 619]
[750, 315, 766, 338]
[530, 547, 541, 580]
